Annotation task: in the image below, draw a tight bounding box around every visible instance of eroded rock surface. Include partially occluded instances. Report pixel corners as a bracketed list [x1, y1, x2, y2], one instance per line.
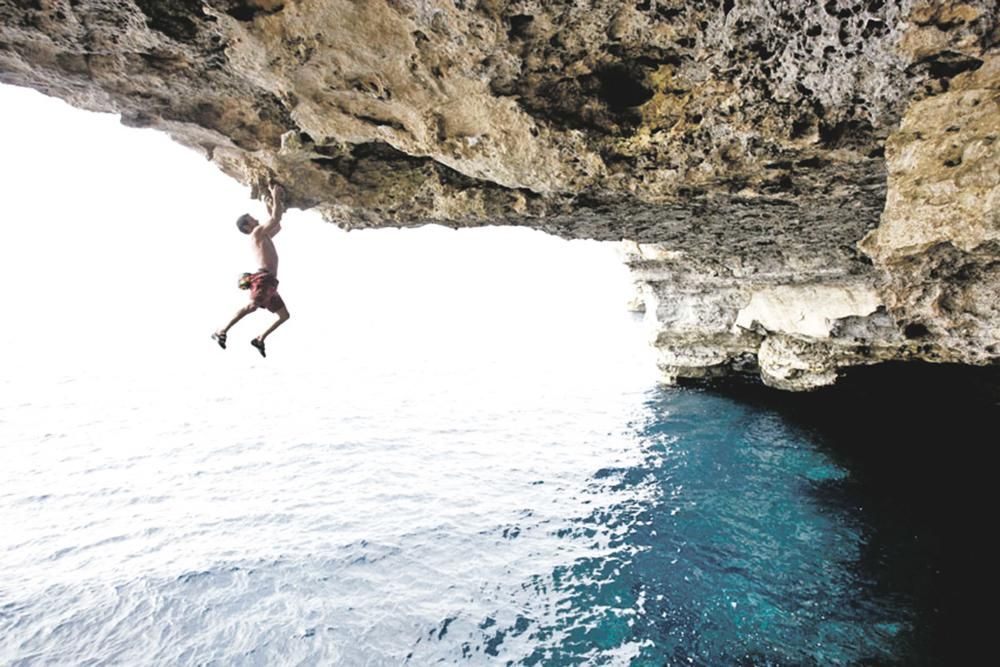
[2, 0, 997, 388]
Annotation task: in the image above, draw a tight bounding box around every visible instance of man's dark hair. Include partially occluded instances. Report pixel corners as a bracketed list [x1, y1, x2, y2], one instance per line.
[236, 213, 254, 234]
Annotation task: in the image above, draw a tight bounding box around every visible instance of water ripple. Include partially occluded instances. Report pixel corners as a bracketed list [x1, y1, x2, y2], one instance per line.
[1, 374, 945, 664]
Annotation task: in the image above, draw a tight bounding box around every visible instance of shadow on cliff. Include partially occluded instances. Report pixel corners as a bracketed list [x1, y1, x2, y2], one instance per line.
[694, 362, 1000, 666]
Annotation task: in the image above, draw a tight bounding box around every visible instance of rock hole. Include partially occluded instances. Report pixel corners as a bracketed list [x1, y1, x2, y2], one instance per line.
[723, 0, 735, 16]
[926, 52, 983, 79]
[228, 6, 256, 21]
[790, 116, 814, 139]
[312, 144, 340, 157]
[134, 0, 203, 41]
[595, 65, 654, 111]
[904, 323, 930, 339]
[656, 6, 684, 20]
[507, 14, 533, 41]
[943, 156, 962, 167]
[837, 24, 850, 46]
[818, 118, 872, 148]
[806, 25, 822, 37]
[747, 41, 775, 60]
[861, 19, 885, 38]
[226, 2, 284, 22]
[762, 174, 795, 193]
[796, 156, 828, 168]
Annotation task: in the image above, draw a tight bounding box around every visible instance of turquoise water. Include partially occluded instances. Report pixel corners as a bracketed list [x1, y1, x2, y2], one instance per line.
[518, 389, 899, 666]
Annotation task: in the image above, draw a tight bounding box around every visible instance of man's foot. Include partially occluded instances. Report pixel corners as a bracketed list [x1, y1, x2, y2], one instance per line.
[212, 332, 227, 349]
[251, 338, 266, 358]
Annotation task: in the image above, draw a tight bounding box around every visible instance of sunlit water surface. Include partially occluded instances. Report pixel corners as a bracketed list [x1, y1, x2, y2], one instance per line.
[1, 344, 934, 665]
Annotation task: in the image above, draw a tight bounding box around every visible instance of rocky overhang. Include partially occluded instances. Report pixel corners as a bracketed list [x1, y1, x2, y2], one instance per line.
[2, 0, 997, 389]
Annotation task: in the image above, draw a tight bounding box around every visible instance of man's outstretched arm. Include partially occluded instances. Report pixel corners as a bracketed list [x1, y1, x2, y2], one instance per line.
[260, 183, 285, 237]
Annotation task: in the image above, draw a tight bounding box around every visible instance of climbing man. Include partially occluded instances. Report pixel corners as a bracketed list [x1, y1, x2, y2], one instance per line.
[212, 182, 291, 357]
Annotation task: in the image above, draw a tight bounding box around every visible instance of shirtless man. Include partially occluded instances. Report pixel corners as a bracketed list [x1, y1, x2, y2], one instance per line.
[212, 183, 290, 357]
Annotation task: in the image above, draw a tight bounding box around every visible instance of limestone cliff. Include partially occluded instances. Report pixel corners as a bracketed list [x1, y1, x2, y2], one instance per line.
[2, 0, 997, 389]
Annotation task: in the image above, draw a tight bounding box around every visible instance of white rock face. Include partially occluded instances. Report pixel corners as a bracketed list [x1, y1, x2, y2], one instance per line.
[734, 285, 882, 339]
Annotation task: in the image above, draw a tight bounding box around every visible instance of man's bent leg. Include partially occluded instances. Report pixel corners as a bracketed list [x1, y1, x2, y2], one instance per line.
[257, 307, 290, 342]
[218, 303, 258, 335]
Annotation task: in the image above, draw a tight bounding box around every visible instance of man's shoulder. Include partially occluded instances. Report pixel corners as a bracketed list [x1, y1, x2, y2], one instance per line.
[251, 226, 277, 244]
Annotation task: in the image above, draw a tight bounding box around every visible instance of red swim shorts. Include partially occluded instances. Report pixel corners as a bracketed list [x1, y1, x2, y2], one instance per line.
[248, 270, 286, 313]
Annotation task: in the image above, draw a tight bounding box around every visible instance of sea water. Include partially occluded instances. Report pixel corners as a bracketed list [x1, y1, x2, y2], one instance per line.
[0, 291, 966, 665]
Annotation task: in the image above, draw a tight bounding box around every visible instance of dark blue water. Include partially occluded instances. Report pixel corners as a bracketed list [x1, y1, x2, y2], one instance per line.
[422, 364, 993, 666]
[528, 391, 887, 664]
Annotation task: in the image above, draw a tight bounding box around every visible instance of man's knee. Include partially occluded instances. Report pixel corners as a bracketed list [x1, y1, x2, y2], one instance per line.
[278, 308, 290, 321]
